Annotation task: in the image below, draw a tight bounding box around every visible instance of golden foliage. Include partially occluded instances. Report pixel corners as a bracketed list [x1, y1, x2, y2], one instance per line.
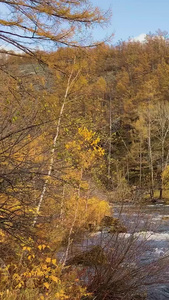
[0, 244, 89, 300]
[65, 127, 104, 169]
[65, 196, 110, 230]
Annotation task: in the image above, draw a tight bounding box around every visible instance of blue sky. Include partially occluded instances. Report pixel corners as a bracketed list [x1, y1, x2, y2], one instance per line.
[91, 0, 169, 44]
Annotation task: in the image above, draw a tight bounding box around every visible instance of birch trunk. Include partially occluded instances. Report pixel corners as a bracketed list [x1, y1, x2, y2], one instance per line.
[33, 62, 80, 226]
[147, 102, 154, 200]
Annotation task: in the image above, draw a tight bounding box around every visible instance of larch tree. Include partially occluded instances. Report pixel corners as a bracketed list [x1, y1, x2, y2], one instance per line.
[0, 0, 111, 55]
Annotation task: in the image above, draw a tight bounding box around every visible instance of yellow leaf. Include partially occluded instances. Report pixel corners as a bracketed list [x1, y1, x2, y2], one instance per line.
[43, 282, 50, 289]
[23, 246, 31, 251]
[41, 264, 48, 270]
[38, 244, 47, 250]
[50, 275, 59, 283]
[38, 245, 42, 251]
[46, 257, 51, 263]
[52, 258, 57, 265]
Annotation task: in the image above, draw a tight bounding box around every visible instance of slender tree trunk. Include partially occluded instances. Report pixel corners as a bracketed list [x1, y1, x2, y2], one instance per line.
[159, 102, 169, 199]
[33, 61, 80, 226]
[108, 97, 112, 186]
[139, 139, 142, 189]
[126, 156, 129, 182]
[160, 139, 164, 199]
[60, 184, 65, 222]
[147, 102, 154, 200]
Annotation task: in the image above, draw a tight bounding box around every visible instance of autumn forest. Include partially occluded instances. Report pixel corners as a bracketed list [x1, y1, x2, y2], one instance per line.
[1, 0, 169, 299]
